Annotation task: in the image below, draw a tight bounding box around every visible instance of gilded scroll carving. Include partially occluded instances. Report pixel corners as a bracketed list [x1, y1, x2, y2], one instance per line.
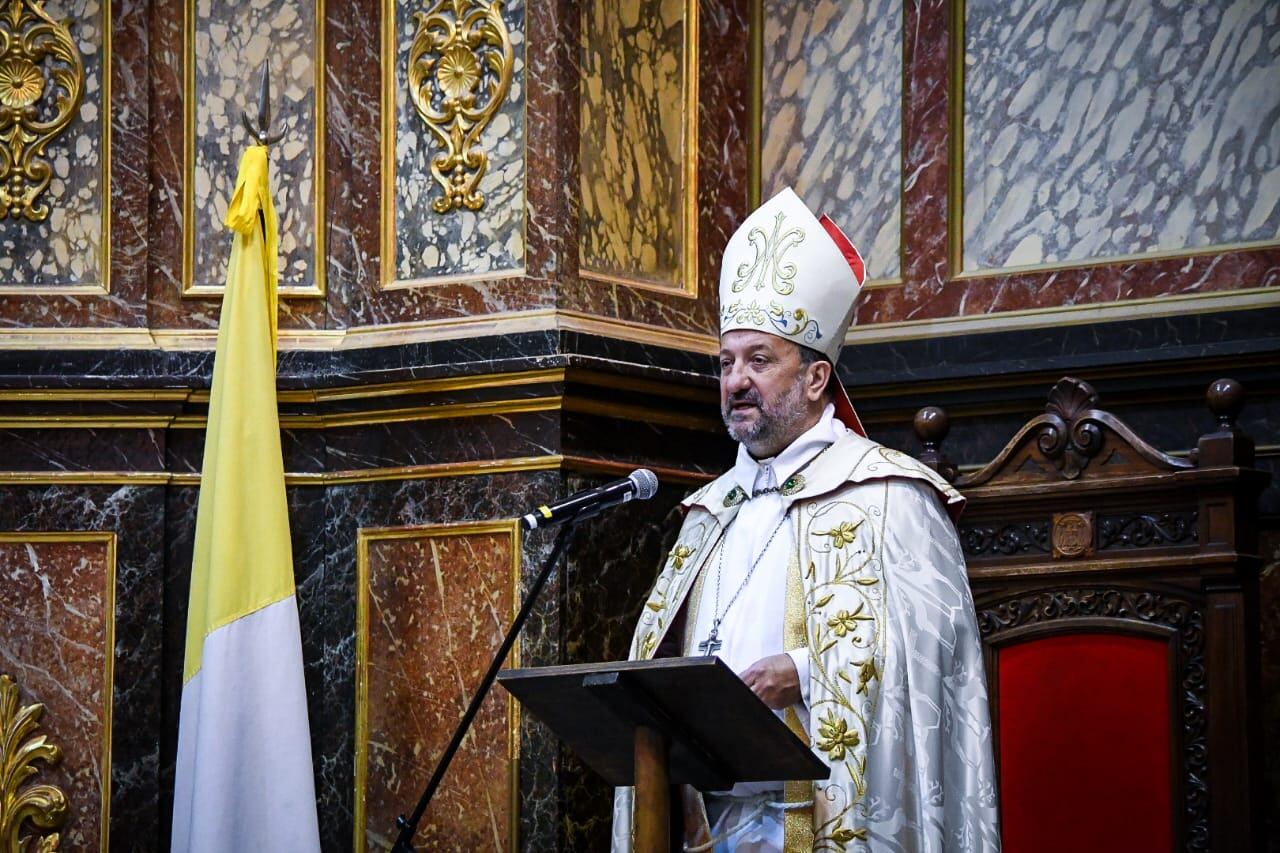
[406, 0, 513, 214]
[0, 0, 84, 223]
[0, 674, 67, 852]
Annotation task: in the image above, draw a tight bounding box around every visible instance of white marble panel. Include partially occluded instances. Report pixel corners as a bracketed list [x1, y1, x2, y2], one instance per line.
[761, 0, 903, 281]
[388, 0, 525, 284]
[963, 0, 1280, 271]
[190, 0, 318, 292]
[0, 0, 106, 289]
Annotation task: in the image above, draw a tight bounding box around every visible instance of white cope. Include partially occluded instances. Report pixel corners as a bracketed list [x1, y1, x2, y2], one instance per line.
[689, 402, 848, 798]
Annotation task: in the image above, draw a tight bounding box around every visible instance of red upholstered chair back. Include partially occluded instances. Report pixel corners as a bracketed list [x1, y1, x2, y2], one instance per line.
[915, 377, 1266, 853]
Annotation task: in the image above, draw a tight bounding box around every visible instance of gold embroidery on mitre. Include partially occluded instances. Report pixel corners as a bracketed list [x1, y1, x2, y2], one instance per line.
[731, 210, 806, 295]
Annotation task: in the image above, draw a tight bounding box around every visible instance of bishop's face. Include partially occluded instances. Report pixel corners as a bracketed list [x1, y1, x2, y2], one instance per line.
[719, 330, 820, 456]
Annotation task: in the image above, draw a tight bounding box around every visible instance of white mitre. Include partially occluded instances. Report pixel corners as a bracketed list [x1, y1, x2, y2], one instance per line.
[719, 186, 868, 435]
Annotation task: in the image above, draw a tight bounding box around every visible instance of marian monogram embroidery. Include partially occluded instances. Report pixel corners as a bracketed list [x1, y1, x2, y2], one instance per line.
[731, 211, 806, 295]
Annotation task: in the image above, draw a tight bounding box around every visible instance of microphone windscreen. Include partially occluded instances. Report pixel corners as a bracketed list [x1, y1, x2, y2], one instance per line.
[628, 468, 659, 501]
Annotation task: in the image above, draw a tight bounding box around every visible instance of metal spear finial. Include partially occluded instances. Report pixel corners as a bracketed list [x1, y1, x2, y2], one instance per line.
[241, 60, 286, 146]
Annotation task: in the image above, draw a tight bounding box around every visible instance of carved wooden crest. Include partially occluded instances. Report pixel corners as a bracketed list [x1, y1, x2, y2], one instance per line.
[1051, 511, 1094, 559]
[955, 377, 1192, 489]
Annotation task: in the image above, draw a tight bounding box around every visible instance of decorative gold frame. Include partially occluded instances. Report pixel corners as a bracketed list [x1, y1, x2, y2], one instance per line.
[0, 306, 722, 352]
[379, 0, 527, 289]
[577, 0, 700, 299]
[748, 0, 905, 290]
[0, 0, 111, 296]
[353, 520, 521, 853]
[181, 0, 326, 298]
[0, 531, 115, 853]
[947, 0, 1280, 279]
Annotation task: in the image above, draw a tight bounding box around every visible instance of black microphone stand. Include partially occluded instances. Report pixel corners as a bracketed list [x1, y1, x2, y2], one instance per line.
[389, 516, 581, 852]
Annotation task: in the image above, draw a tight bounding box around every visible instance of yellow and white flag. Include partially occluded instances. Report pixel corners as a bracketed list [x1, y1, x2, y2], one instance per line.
[171, 145, 321, 853]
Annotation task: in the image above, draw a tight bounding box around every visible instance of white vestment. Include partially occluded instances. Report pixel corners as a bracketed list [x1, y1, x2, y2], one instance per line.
[613, 417, 1000, 852]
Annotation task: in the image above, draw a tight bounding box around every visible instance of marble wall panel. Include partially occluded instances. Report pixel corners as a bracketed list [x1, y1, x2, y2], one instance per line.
[962, 0, 1280, 272]
[384, 0, 526, 286]
[0, 0, 146, 330]
[355, 522, 519, 851]
[0, 0, 106, 290]
[579, 0, 688, 289]
[761, 0, 903, 281]
[556, 0, 747, 338]
[0, 533, 113, 851]
[315, 470, 557, 851]
[0, 484, 166, 853]
[187, 0, 321, 295]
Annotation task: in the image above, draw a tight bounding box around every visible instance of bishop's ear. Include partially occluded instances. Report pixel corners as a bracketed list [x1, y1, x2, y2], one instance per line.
[805, 357, 834, 403]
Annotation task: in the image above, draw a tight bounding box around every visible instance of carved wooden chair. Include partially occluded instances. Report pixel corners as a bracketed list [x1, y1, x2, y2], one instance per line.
[916, 377, 1266, 853]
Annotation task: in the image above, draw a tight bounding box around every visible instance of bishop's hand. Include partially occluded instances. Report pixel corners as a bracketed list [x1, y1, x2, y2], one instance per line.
[740, 653, 801, 710]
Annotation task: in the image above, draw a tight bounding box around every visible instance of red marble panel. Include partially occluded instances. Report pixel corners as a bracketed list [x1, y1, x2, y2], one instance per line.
[850, 0, 1280, 331]
[0, 0, 148, 329]
[0, 533, 113, 851]
[356, 522, 518, 852]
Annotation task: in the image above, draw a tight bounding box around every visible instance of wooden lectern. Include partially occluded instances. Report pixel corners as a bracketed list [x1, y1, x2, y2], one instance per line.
[498, 656, 829, 852]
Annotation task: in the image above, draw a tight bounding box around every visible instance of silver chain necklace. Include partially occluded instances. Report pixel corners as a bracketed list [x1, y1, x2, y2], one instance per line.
[697, 514, 789, 656]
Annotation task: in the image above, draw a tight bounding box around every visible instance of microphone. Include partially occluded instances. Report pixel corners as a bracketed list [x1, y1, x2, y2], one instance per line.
[521, 469, 659, 530]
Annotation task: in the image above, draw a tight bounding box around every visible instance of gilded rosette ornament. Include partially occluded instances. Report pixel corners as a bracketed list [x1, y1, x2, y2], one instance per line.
[0, 674, 67, 852]
[406, 0, 513, 214]
[0, 0, 85, 222]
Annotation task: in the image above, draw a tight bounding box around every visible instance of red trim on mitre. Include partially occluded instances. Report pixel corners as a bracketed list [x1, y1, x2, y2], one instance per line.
[833, 382, 867, 437]
[818, 214, 865, 287]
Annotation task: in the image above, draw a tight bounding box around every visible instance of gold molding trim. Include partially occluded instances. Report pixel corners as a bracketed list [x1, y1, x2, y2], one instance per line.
[846, 286, 1280, 345]
[0, 308, 721, 353]
[407, 0, 514, 214]
[354, 519, 521, 853]
[556, 309, 717, 354]
[0, 531, 115, 853]
[746, 0, 761, 210]
[181, 0, 326, 298]
[0, 0, 110, 295]
[578, 0, 699, 299]
[948, 0, 1280, 278]
[0, 471, 175, 485]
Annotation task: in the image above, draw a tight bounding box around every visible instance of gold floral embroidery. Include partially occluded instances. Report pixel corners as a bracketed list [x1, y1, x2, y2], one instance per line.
[640, 632, 657, 659]
[816, 712, 860, 761]
[814, 520, 861, 548]
[668, 544, 694, 570]
[856, 658, 879, 695]
[831, 826, 869, 843]
[826, 604, 872, 637]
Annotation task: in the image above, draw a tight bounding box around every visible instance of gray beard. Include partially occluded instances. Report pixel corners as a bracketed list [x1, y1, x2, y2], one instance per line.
[722, 373, 811, 453]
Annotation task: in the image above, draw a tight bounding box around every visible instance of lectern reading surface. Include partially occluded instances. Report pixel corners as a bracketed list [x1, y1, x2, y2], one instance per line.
[497, 656, 828, 789]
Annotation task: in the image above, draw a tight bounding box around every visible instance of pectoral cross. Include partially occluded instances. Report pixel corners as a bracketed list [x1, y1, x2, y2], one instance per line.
[697, 620, 722, 656]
